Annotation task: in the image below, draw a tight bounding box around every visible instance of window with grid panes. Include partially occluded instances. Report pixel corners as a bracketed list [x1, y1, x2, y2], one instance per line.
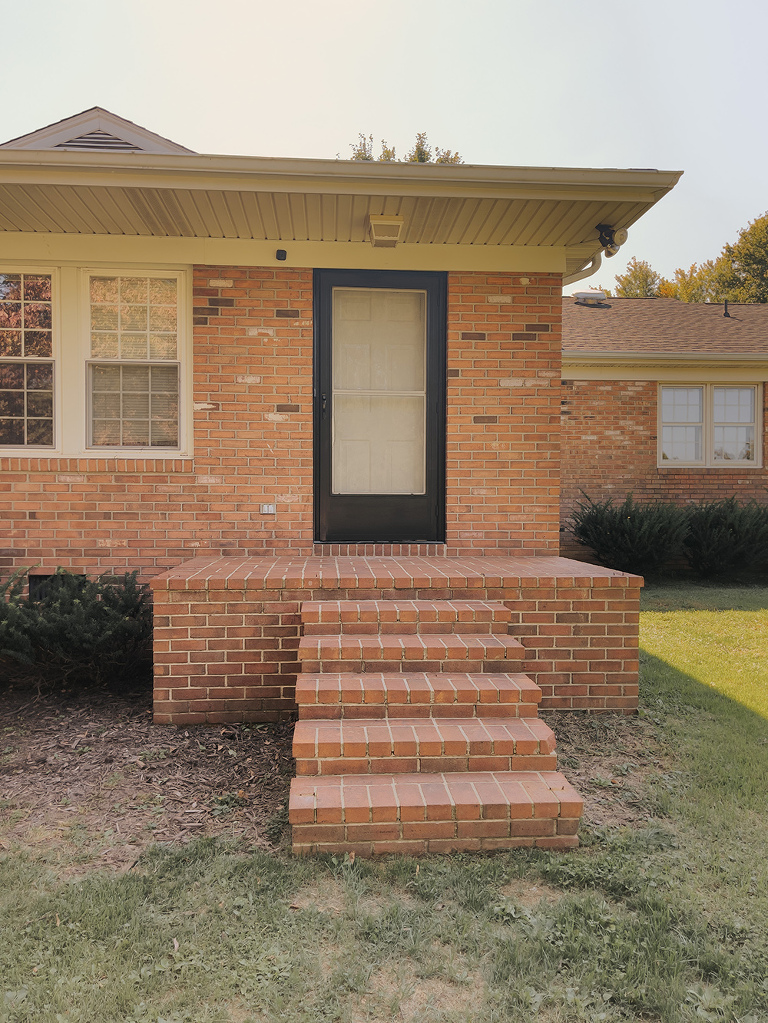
[660, 384, 760, 466]
[88, 275, 179, 447]
[0, 273, 54, 446]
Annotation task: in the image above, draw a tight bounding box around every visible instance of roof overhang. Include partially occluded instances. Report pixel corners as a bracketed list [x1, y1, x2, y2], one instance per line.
[563, 350, 768, 382]
[0, 149, 682, 275]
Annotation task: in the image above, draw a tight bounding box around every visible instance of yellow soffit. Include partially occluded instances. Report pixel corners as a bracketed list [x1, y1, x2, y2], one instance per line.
[0, 150, 682, 276]
[562, 351, 768, 382]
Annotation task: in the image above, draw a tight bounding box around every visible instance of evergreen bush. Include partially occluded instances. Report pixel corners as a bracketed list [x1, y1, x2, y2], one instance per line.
[0, 568, 152, 690]
[682, 497, 768, 578]
[570, 495, 689, 576]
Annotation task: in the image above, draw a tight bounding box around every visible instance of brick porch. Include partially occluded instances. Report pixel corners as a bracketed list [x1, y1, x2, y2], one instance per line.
[151, 554, 641, 723]
[151, 555, 640, 854]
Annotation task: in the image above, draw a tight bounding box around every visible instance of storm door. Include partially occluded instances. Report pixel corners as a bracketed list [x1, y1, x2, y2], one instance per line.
[314, 269, 446, 542]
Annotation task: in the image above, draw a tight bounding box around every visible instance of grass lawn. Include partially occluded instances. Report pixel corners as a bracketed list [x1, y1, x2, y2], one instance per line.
[2, 584, 768, 1023]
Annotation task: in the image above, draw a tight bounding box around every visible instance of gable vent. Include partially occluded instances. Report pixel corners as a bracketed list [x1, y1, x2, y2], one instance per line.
[54, 130, 143, 152]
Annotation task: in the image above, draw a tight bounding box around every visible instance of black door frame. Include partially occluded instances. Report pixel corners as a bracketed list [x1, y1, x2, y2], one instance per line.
[313, 268, 446, 543]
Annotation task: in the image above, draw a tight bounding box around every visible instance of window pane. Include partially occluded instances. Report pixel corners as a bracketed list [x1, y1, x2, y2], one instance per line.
[0, 359, 54, 447]
[24, 303, 51, 330]
[0, 275, 21, 301]
[714, 425, 754, 461]
[661, 386, 702, 423]
[27, 363, 53, 389]
[24, 331, 52, 357]
[0, 303, 22, 329]
[0, 331, 21, 357]
[90, 276, 177, 361]
[26, 419, 53, 445]
[91, 333, 119, 358]
[24, 276, 52, 301]
[0, 363, 24, 388]
[90, 362, 179, 448]
[0, 419, 23, 444]
[661, 425, 702, 462]
[713, 387, 754, 424]
[90, 277, 118, 303]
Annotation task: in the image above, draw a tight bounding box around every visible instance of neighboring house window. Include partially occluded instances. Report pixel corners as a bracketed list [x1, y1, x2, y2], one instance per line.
[660, 384, 760, 466]
[88, 275, 179, 448]
[0, 273, 54, 446]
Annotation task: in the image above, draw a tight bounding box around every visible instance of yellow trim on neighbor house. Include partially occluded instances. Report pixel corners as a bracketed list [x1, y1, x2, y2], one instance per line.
[562, 353, 768, 383]
[0, 234, 568, 273]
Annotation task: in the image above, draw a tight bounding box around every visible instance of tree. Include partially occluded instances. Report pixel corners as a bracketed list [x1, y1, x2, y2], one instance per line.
[657, 261, 724, 303]
[349, 132, 463, 165]
[714, 212, 768, 303]
[613, 257, 666, 298]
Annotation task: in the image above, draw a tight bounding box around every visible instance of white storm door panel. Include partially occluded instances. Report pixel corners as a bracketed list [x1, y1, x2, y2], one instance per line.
[331, 288, 426, 495]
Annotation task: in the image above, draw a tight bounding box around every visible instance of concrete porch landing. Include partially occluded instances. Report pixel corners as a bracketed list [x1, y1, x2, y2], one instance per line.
[151, 555, 641, 725]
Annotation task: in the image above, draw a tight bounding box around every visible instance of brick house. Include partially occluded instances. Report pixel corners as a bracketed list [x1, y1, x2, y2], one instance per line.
[0, 108, 681, 853]
[560, 294, 768, 556]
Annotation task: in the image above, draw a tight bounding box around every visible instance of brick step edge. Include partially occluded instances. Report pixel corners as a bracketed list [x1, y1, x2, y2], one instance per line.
[301, 599, 512, 636]
[290, 770, 582, 856]
[295, 672, 541, 720]
[297, 635, 526, 674]
[293, 716, 557, 776]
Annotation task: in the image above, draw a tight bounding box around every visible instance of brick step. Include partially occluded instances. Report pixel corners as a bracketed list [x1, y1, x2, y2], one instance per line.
[301, 599, 512, 636]
[297, 633, 525, 674]
[293, 716, 557, 776]
[289, 770, 583, 856]
[295, 672, 542, 720]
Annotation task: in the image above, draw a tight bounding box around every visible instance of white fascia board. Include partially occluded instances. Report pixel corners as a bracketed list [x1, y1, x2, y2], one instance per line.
[0, 149, 683, 202]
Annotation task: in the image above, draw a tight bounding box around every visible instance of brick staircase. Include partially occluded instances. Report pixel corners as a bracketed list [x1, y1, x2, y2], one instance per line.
[289, 599, 583, 856]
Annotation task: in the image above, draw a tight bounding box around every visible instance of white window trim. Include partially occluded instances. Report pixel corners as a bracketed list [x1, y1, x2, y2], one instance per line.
[0, 262, 192, 457]
[657, 382, 763, 469]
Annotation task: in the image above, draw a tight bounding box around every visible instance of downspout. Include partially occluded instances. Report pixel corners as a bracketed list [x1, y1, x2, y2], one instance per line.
[562, 251, 603, 287]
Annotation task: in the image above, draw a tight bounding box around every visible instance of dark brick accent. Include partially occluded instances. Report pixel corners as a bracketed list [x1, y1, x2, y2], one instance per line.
[473, 415, 498, 424]
[525, 323, 551, 332]
[276, 404, 300, 412]
[276, 309, 300, 318]
[209, 297, 235, 307]
[460, 331, 486, 341]
[447, 369, 460, 378]
[512, 332, 536, 341]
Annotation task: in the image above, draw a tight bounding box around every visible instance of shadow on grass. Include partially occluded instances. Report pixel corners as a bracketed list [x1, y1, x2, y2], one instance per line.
[640, 648, 768, 820]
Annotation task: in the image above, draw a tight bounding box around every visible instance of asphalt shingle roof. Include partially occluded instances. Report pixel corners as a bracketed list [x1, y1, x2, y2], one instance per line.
[562, 296, 768, 355]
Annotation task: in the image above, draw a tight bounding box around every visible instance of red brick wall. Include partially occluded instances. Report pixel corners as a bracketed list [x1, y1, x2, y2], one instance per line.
[152, 557, 640, 723]
[560, 379, 768, 556]
[0, 267, 562, 577]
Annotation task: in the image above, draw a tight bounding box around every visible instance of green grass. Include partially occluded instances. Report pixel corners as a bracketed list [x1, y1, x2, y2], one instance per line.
[1, 583, 768, 1022]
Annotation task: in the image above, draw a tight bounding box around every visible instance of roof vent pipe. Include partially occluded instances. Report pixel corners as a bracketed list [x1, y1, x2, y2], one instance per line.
[724, 299, 730, 318]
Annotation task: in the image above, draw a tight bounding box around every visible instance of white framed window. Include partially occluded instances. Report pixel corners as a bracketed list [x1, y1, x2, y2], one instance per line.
[0, 271, 56, 447]
[659, 384, 762, 467]
[87, 273, 181, 449]
[0, 264, 190, 456]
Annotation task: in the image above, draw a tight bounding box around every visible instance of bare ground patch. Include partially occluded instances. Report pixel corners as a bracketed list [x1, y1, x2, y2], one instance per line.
[543, 709, 670, 830]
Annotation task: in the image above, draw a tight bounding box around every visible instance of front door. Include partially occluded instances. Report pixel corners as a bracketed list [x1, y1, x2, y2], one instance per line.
[314, 268, 446, 542]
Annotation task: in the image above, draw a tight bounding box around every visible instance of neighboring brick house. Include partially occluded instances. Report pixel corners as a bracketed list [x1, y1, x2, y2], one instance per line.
[0, 108, 682, 853]
[560, 294, 768, 556]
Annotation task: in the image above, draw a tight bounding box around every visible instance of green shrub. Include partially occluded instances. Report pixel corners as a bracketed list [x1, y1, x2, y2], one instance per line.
[570, 495, 688, 576]
[0, 568, 152, 689]
[682, 497, 768, 578]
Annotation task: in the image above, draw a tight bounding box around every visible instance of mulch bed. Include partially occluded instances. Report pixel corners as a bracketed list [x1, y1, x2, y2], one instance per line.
[0, 682, 294, 870]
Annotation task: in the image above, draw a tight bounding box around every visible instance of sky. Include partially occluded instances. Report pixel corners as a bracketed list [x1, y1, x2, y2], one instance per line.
[2, 0, 767, 288]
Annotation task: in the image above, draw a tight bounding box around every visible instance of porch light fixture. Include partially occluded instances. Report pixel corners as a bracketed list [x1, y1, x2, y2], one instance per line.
[596, 223, 629, 258]
[367, 214, 404, 248]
